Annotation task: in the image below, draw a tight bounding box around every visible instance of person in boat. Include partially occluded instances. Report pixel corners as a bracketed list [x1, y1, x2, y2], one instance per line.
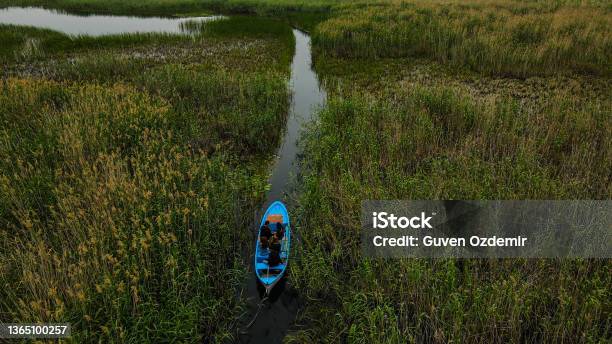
[268, 235, 282, 266]
[260, 221, 272, 248]
[275, 222, 285, 240]
[260, 236, 269, 249]
[270, 233, 282, 252]
[268, 249, 281, 267]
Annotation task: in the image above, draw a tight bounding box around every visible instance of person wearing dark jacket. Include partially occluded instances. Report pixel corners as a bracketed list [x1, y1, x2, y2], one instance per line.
[269, 233, 281, 252]
[261, 221, 272, 238]
[260, 236, 269, 249]
[268, 234, 282, 266]
[275, 222, 285, 240]
[260, 221, 272, 247]
[268, 248, 281, 267]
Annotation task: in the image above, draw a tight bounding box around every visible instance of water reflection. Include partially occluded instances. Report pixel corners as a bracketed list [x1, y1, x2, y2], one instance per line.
[0, 7, 222, 36]
[265, 29, 327, 204]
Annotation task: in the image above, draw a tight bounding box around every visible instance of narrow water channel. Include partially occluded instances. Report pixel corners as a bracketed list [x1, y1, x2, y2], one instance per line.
[239, 29, 326, 343]
[266, 29, 327, 204]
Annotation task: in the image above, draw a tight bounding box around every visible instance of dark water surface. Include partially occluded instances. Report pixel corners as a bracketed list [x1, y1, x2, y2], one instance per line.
[239, 29, 326, 343]
[0, 7, 222, 36]
[265, 29, 327, 204]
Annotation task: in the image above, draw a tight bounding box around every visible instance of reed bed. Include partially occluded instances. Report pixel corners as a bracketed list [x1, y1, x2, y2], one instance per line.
[313, 1, 611, 77]
[0, 17, 292, 343]
[293, 2, 612, 340]
[0, 23, 192, 64]
[0, 1, 610, 342]
[288, 84, 611, 342]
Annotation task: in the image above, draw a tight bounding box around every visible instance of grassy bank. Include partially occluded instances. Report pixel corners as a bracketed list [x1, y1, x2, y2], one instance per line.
[0, 17, 292, 343]
[0, 15, 294, 65]
[288, 90, 610, 342]
[287, 41, 611, 342]
[0, 24, 194, 64]
[313, 0, 611, 77]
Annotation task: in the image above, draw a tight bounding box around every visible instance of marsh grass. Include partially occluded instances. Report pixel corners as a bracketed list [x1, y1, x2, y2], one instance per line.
[313, 1, 611, 77]
[1, 1, 610, 342]
[0, 23, 192, 64]
[198, 16, 295, 65]
[0, 15, 292, 343]
[138, 65, 289, 157]
[0, 75, 287, 342]
[1, 17, 290, 77]
[299, 86, 610, 199]
[290, 2, 612, 340]
[288, 84, 611, 342]
[11, 0, 608, 77]
[0, 74, 288, 341]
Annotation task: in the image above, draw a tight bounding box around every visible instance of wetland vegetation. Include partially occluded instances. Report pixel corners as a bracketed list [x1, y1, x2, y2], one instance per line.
[288, 65, 610, 342]
[287, 2, 611, 342]
[1, 12, 294, 342]
[0, 0, 610, 343]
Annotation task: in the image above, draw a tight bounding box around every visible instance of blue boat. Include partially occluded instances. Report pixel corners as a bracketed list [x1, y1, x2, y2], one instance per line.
[255, 201, 291, 294]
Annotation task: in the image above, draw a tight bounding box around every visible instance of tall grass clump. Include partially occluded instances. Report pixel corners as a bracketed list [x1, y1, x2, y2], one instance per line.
[0, 24, 190, 64]
[137, 65, 289, 157]
[0, 69, 288, 342]
[287, 85, 611, 342]
[196, 15, 296, 67]
[313, 1, 612, 77]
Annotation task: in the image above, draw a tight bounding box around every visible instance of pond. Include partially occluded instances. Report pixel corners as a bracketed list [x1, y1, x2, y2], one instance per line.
[0, 7, 222, 36]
